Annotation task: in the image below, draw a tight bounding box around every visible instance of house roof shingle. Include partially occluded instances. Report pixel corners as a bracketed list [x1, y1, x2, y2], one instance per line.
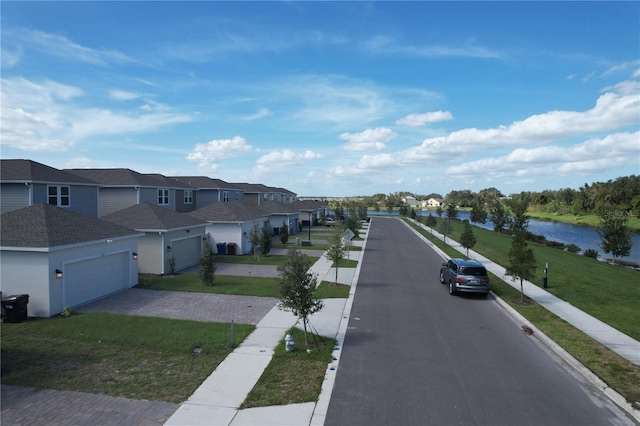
[170, 176, 241, 191]
[259, 201, 300, 214]
[1, 160, 98, 185]
[189, 201, 267, 222]
[101, 202, 207, 231]
[1, 203, 139, 248]
[65, 168, 173, 187]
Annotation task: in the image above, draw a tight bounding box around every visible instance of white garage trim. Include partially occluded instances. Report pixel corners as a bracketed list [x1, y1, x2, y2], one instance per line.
[62, 250, 131, 308]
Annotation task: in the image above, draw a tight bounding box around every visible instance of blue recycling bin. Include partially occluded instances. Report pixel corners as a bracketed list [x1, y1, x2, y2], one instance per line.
[216, 243, 226, 255]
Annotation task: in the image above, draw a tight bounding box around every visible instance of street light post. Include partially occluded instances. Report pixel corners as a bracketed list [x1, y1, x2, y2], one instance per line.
[308, 212, 312, 243]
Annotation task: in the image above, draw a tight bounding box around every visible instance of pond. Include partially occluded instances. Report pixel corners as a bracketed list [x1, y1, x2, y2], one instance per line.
[367, 210, 640, 263]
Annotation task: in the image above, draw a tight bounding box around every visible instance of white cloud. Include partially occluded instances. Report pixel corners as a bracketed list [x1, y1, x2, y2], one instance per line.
[252, 149, 322, 175]
[396, 111, 453, 127]
[1, 77, 193, 151]
[445, 131, 640, 179]
[109, 89, 142, 101]
[186, 136, 253, 171]
[5, 27, 134, 66]
[418, 81, 639, 151]
[339, 127, 397, 151]
[242, 108, 270, 121]
[281, 75, 389, 128]
[362, 35, 504, 59]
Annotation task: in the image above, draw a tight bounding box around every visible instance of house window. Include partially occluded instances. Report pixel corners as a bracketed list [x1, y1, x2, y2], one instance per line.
[48, 186, 70, 207]
[263, 193, 268, 200]
[184, 190, 193, 204]
[235, 192, 241, 201]
[158, 189, 169, 205]
[222, 191, 230, 203]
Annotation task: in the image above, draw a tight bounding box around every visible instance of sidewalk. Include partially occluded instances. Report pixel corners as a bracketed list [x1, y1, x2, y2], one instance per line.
[165, 226, 368, 425]
[405, 218, 640, 367]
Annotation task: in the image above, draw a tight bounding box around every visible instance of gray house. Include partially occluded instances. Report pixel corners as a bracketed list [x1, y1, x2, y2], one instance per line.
[1, 159, 100, 216]
[66, 168, 186, 216]
[102, 203, 207, 274]
[259, 201, 301, 235]
[291, 199, 330, 226]
[189, 201, 269, 255]
[0, 203, 142, 317]
[231, 182, 282, 206]
[171, 176, 244, 209]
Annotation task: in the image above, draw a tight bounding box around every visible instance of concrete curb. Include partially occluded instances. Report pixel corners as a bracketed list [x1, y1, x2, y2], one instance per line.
[492, 295, 640, 424]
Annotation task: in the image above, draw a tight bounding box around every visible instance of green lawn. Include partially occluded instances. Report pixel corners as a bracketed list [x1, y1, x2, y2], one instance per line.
[527, 210, 640, 232]
[0, 313, 254, 403]
[241, 327, 337, 408]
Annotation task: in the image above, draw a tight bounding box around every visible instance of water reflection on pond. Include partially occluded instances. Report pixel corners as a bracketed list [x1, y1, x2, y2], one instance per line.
[367, 210, 640, 263]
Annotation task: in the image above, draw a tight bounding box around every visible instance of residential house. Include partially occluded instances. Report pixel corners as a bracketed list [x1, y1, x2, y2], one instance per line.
[231, 182, 281, 206]
[258, 201, 301, 235]
[66, 168, 186, 216]
[291, 199, 330, 227]
[426, 198, 444, 207]
[188, 201, 269, 255]
[147, 174, 198, 213]
[170, 176, 244, 209]
[1, 159, 100, 216]
[272, 187, 297, 204]
[0, 203, 142, 317]
[102, 203, 207, 274]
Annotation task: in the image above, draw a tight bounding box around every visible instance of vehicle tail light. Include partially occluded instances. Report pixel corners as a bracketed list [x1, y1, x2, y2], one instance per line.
[455, 276, 465, 282]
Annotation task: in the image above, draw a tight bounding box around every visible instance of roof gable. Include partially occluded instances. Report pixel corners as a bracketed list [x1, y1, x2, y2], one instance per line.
[1, 203, 138, 248]
[101, 202, 207, 231]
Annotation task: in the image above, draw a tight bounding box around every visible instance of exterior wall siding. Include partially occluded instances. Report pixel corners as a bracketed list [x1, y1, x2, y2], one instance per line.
[98, 188, 138, 216]
[0, 183, 30, 214]
[0, 251, 50, 317]
[175, 189, 197, 213]
[195, 191, 219, 209]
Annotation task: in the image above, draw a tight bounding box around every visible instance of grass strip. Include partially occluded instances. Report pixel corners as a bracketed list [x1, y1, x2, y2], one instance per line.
[241, 327, 337, 408]
[0, 312, 254, 403]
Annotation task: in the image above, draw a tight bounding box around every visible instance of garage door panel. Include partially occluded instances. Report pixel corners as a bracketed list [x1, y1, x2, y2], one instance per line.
[171, 237, 201, 272]
[65, 252, 129, 307]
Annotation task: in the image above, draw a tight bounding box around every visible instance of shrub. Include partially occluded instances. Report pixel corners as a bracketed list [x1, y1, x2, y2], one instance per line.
[583, 249, 599, 259]
[566, 244, 581, 253]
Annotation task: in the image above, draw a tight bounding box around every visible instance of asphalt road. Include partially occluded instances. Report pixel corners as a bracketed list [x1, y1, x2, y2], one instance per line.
[325, 217, 634, 426]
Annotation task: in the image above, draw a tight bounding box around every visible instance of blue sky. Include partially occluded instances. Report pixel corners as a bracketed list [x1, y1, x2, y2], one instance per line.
[2, 1, 638, 197]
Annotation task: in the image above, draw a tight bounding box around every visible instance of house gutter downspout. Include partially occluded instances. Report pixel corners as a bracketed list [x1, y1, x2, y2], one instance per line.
[160, 232, 165, 274]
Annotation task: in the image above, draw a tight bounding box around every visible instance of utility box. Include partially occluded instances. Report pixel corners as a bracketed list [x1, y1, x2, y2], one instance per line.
[1, 294, 29, 323]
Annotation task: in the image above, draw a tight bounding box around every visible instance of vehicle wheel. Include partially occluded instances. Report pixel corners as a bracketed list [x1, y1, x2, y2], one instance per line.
[439, 271, 445, 284]
[448, 281, 456, 296]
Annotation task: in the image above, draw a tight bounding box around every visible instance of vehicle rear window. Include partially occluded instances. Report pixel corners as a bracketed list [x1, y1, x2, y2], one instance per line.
[462, 267, 486, 276]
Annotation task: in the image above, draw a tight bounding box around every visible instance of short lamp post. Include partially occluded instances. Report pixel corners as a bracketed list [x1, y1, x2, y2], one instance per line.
[285, 333, 295, 352]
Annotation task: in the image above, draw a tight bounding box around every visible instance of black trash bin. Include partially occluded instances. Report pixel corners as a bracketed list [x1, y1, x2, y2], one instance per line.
[216, 242, 227, 255]
[1, 294, 29, 323]
[227, 243, 237, 256]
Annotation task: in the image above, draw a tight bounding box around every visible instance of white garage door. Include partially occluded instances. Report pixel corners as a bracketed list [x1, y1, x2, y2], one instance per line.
[64, 252, 129, 307]
[171, 236, 201, 272]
